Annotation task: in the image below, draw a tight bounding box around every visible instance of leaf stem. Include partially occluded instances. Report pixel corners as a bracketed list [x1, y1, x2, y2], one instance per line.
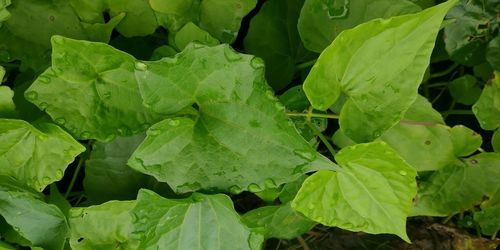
[295, 59, 317, 70]
[442, 109, 474, 116]
[305, 120, 336, 157]
[429, 63, 459, 78]
[64, 140, 92, 198]
[286, 111, 340, 120]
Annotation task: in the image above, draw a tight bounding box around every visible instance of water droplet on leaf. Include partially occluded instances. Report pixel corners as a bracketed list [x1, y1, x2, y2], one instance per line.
[293, 150, 316, 161]
[55, 118, 66, 125]
[25, 91, 38, 101]
[80, 131, 91, 139]
[38, 76, 51, 84]
[223, 46, 242, 62]
[250, 57, 265, 69]
[247, 183, 262, 193]
[168, 119, 180, 126]
[399, 170, 407, 176]
[39, 102, 48, 110]
[264, 179, 277, 188]
[229, 185, 243, 194]
[55, 170, 63, 179]
[135, 62, 148, 71]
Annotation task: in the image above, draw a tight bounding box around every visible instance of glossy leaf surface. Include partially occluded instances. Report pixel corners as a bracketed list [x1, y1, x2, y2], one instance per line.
[292, 142, 417, 242]
[131, 189, 263, 250]
[303, 0, 457, 142]
[129, 44, 332, 193]
[0, 119, 85, 191]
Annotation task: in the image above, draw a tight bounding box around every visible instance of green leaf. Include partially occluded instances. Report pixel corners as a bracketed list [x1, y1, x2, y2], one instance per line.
[129, 44, 332, 193]
[68, 200, 139, 250]
[0, 119, 85, 191]
[473, 72, 500, 130]
[172, 22, 219, 51]
[244, 0, 316, 90]
[69, 0, 158, 37]
[380, 95, 455, 171]
[412, 153, 500, 216]
[242, 202, 315, 240]
[199, 0, 256, 43]
[149, 0, 202, 32]
[409, 0, 435, 8]
[48, 184, 71, 217]
[303, 0, 457, 142]
[150, 45, 177, 60]
[448, 75, 482, 105]
[331, 129, 356, 148]
[492, 129, 500, 153]
[84, 134, 153, 204]
[292, 142, 417, 242]
[298, 0, 421, 52]
[444, 0, 497, 66]
[0, 176, 69, 250]
[0, 86, 16, 118]
[474, 189, 500, 236]
[0, 0, 11, 27]
[450, 125, 482, 157]
[487, 35, 500, 71]
[25, 36, 164, 141]
[0, 65, 4, 80]
[131, 189, 263, 249]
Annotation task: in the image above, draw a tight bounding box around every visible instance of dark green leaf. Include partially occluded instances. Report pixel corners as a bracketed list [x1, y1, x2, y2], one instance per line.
[84, 134, 154, 204]
[292, 142, 417, 242]
[25, 36, 164, 141]
[0, 119, 85, 191]
[303, 1, 457, 142]
[474, 189, 500, 236]
[68, 201, 139, 250]
[244, 0, 315, 90]
[298, 0, 421, 52]
[131, 189, 263, 249]
[129, 44, 333, 193]
[0, 176, 68, 250]
[242, 202, 315, 240]
[487, 35, 500, 71]
[448, 75, 482, 105]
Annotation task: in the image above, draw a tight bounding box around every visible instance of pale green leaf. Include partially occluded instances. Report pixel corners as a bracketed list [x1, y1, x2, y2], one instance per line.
[0, 119, 85, 191]
[69, 201, 139, 250]
[380, 95, 455, 171]
[129, 44, 331, 193]
[84, 134, 153, 204]
[298, 0, 421, 52]
[131, 189, 263, 250]
[0, 65, 4, 81]
[473, 72, 500, 130]
[292, 142, 417, 242]
[173, 22, 219, 51]
[244, 0, 316, 90]
[0, 176, 68, 250]
[242, 202, 315, 240]
[450, 125, 482, 157]
[303, 0, 458, 142]
[25, 36, 164, 141]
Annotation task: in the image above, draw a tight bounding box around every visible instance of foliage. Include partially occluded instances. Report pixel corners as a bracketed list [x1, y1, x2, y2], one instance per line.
[0, 0, 499, 249]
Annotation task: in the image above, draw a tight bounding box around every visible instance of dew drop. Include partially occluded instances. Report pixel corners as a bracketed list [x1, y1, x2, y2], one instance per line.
[102, 92, 111, 99]
[39, 102, 48, 110]
[52, 36, 65, 45]
[135, 62, 148, 71]
[13, 227, 20, 232]
[326, 0, 350, 19]
[250, 57, 265, 69]
[139, 217, 148, 223]
[223, 46, 242, 62]
[38, 76, 51, 84]
[55, 170, 63, 179]
[274, 102, 285, 111]
[192, 193, 205, 202]
[104, 134, 116, 141]
[229, 185, 243, 194]
[293, 150, 316, 161]
[264, 179, 277, 188]
[42, 176, 51, 184]
[80, 131, 91, 139]
[399, 170, 407, 176]
[265, 90, 275, 100]
[247, 183, 262, 193]
[168, 119, 180, 126]
[25, 91, 38, 101]
[148, 129, 161, 136]
[54, 118, 66, 125]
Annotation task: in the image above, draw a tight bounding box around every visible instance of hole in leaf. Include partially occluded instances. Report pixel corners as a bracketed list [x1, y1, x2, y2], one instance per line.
[77, 238, 84, 242]
[102, 9, 111, 23]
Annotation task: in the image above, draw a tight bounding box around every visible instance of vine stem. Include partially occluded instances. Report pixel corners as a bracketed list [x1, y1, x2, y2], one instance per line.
[429, 63, 459, 79]
[64, 140, 93, 198]
[295, 59, 317, 70]
[305, 120, 336, 157]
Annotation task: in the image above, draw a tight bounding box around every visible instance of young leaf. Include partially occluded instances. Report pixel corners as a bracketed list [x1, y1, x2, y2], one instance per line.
[380, 95, 455, 171]
[242, 202, 316, 240]
[68, 201, 140, 250]
[244, 0, 316, 90]
[0, 176, 69, 250]
[0, 119, 85, 191]
[25, 36, 164, 141]
[449, 125, 482, 157]
[84, 134, 153, 204]
[303, 0, 458, 142]
[473, 72, 500, 130]
[292, 142, 417, 242]
[129, 44, 333, 193]
[298, 0, 421, 52]
[131, 189, 264, 250]
[172, 22, 219, 51]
